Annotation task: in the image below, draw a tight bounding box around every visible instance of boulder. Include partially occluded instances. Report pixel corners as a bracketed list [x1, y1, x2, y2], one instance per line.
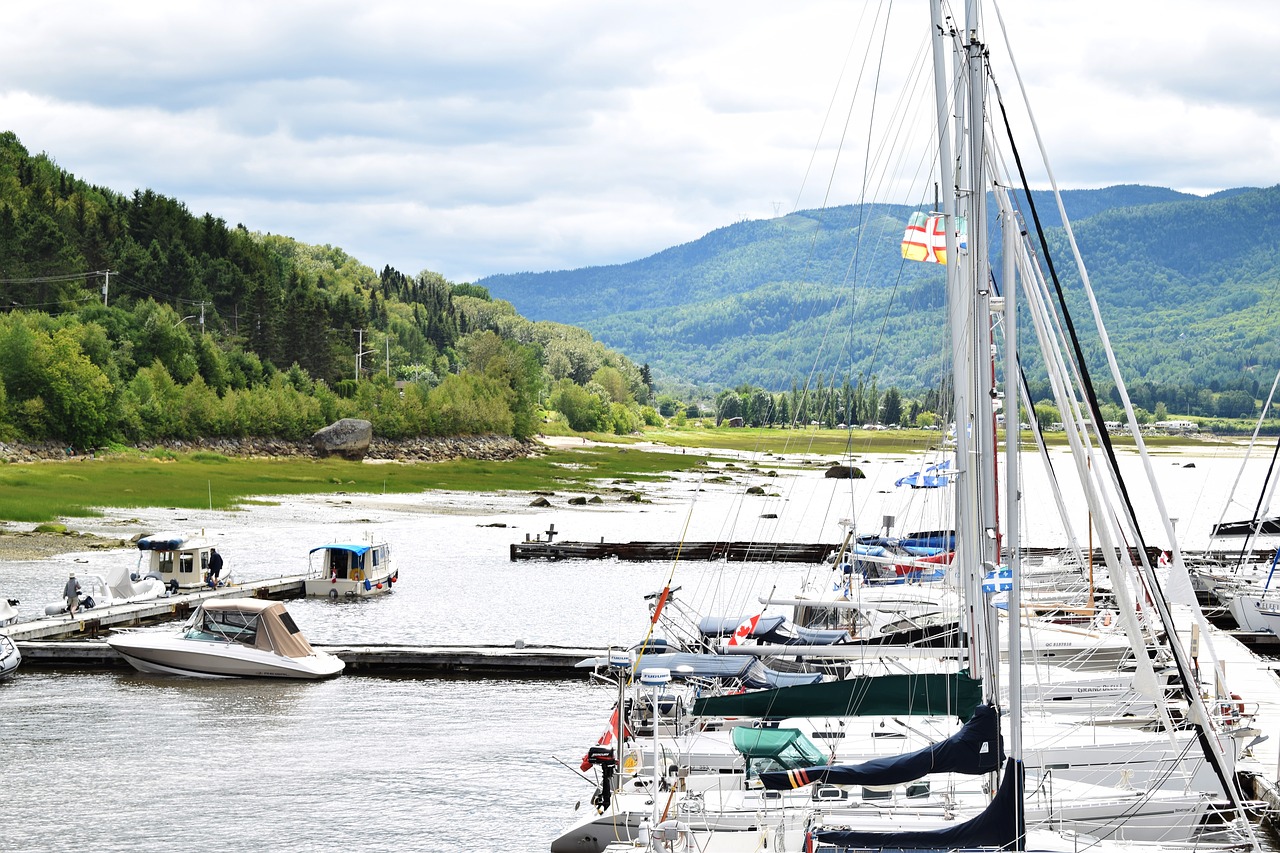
[310, 419, 373, 461]
[824, 465, 866, 479]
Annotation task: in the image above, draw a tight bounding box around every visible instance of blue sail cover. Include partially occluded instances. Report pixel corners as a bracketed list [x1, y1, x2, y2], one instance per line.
[814, 757, 1025, 851]
[759, 703, 1002, 789]
[699, 615, 788, 638]
[698, 615, 851, 646]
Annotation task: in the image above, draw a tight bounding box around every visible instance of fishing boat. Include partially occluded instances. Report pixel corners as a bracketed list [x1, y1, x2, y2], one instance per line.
[134, 532, 227, 592]
[107, 598, 344, 679]
[303, 539, 397, 599]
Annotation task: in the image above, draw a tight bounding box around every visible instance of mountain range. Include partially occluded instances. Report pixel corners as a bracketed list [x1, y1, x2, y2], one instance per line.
[479, 184, 1280, 396]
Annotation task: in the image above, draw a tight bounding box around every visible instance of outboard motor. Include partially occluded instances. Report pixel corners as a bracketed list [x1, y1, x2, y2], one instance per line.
[586, 745, 618, 813]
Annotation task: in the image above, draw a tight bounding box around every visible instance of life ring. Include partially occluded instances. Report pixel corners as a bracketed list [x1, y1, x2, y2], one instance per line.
[327, 588, 338, 601]
[351, 569, 363, 582]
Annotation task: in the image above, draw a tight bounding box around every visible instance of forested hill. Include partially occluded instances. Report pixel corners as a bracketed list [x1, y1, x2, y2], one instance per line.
[479, 184, 1280, 393]
[0, 132, 649, 448]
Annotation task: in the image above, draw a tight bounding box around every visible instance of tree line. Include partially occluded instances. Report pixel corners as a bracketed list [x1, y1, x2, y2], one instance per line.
[0, 132, 652, 447]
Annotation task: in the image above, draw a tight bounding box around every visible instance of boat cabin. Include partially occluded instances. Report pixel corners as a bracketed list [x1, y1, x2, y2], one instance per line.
[304, 541, 396, 599]
[136, 533, 217, 591]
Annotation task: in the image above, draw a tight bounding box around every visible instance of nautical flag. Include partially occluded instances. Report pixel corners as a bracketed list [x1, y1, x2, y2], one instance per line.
[901, 212, 967, 265]
[981, 566, 1013, 594]
[728, 613, 762, 646]
[895, 459, 953, 488]
[580, 706, 631, 771]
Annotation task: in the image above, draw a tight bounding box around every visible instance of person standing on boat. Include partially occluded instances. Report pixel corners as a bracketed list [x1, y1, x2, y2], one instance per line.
[207, 548, 224, 589]
[64, 572, 81, 616]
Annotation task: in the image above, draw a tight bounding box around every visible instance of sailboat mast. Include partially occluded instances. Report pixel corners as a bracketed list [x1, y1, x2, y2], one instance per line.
[930, 0, 979, 693]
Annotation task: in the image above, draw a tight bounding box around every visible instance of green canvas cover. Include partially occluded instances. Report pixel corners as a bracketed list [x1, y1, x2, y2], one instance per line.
[693, 671, 982, 721]
[730, 727, 826, 777]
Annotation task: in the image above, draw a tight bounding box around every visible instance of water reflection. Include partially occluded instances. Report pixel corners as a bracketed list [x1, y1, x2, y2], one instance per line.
[1, 672, 607, 853]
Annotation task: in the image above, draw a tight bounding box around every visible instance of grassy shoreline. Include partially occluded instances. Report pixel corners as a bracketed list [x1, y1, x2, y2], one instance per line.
[0, 426, 1236, 524]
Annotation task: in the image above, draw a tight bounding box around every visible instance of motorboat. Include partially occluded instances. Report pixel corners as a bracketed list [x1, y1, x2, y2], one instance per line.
[107, 598, 344, 679]
[0, 633, 19, 679]
[135, 532, 229, 592]
[304, 539, 397, 599]
[43, 563, 168, 616]
[0, 596, 18, 627]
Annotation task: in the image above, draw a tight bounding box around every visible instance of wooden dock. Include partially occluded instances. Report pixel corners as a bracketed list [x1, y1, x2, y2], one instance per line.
[510, 539, 842, 563]
[1, 575, 307, 641]
[13, 640, 602, 678]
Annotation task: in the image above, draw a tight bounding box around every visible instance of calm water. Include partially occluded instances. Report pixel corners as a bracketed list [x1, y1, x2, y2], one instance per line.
[0, 446, 1272, 852]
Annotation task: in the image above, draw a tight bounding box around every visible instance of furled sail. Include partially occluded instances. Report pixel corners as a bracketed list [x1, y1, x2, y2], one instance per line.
[692, 671, 983, 720]
[758, 703, 1002, 789]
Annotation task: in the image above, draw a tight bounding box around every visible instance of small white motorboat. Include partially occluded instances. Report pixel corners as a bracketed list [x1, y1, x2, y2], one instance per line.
[107, 598, 344, 680]
[303, 540, 397, 599]
[0, 633, 20, 680]
[135, 532, 232, 592]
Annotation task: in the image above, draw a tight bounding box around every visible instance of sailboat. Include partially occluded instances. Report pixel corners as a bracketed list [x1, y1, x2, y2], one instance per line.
[551, 2, 1265, 851]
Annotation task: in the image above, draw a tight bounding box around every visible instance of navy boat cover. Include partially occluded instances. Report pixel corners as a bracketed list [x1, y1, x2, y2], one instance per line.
[759, 703, 1002, 789]
[813, 756, 1025, 851]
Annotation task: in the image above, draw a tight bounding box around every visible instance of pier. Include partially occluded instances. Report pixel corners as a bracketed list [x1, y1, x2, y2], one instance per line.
[13, 640, 603, 677]
[510, 538, 841, 563]
[2, 575, 309, 641]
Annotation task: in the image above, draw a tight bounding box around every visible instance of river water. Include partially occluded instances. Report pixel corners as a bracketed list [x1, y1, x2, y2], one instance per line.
[0, 443, 1273, 852]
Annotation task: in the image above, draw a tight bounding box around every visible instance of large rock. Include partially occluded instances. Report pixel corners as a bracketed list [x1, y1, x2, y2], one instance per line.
[311, 419, 373, 461]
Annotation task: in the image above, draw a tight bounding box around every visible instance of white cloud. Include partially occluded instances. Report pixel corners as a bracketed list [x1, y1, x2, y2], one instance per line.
[2, 0, 1277, 282]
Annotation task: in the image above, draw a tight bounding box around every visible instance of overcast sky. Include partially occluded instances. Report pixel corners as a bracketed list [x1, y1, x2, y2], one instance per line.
[3, 1, 1276, 283]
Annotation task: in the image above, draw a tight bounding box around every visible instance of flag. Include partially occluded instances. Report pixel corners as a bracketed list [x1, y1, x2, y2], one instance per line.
[728, 613, 762, 646]
[580, 706, 631, 771]
[981, 566, 1013, 594]
[901, 212, 967, 265]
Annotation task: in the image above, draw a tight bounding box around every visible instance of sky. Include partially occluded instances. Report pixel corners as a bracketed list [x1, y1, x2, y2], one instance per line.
[3, 1, 1277, 284]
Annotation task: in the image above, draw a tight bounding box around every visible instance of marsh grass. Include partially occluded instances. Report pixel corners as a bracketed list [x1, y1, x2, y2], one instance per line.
[0, 427, 1211, 523]
[0, 446, 708, 522]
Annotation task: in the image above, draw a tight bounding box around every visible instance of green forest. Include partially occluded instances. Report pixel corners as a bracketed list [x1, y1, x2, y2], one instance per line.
[481, 185, 1280, 419]
[0, 132, 653, 448]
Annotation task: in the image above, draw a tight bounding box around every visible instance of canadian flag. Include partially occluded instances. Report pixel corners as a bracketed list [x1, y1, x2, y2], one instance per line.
[728, 614, 762, 646]
[580, 706, 630, 771]
[1158, 551, 1169, 567]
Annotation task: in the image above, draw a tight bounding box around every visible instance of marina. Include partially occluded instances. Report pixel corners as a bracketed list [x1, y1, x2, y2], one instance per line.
[3, 452, 1280, 851]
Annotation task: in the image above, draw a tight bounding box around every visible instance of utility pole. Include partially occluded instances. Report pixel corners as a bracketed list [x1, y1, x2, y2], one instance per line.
[354, 329, 364, 379]
[101, 269, 110, 306]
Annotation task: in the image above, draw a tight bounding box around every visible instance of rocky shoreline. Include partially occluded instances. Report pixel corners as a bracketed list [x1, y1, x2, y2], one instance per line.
[0, 434, 539, 464]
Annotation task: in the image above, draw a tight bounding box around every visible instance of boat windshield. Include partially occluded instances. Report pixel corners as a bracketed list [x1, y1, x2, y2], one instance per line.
[184, 608, 259, 645]
[730, 727, 825, 778]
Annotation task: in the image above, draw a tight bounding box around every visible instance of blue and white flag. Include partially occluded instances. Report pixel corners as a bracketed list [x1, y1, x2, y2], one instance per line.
[981, 566, 1013, 594]
[895, 459, 953, 489]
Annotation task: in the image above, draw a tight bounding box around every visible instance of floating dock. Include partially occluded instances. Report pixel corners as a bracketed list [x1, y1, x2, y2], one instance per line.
[13, 640, 602, 677]
[510, 539, 842, 563]
[1, 575, 307, 641]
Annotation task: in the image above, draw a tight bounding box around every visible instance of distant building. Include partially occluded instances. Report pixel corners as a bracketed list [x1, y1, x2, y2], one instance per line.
[726, 417, 745, 428]
[1155, 420, 1198, 432]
